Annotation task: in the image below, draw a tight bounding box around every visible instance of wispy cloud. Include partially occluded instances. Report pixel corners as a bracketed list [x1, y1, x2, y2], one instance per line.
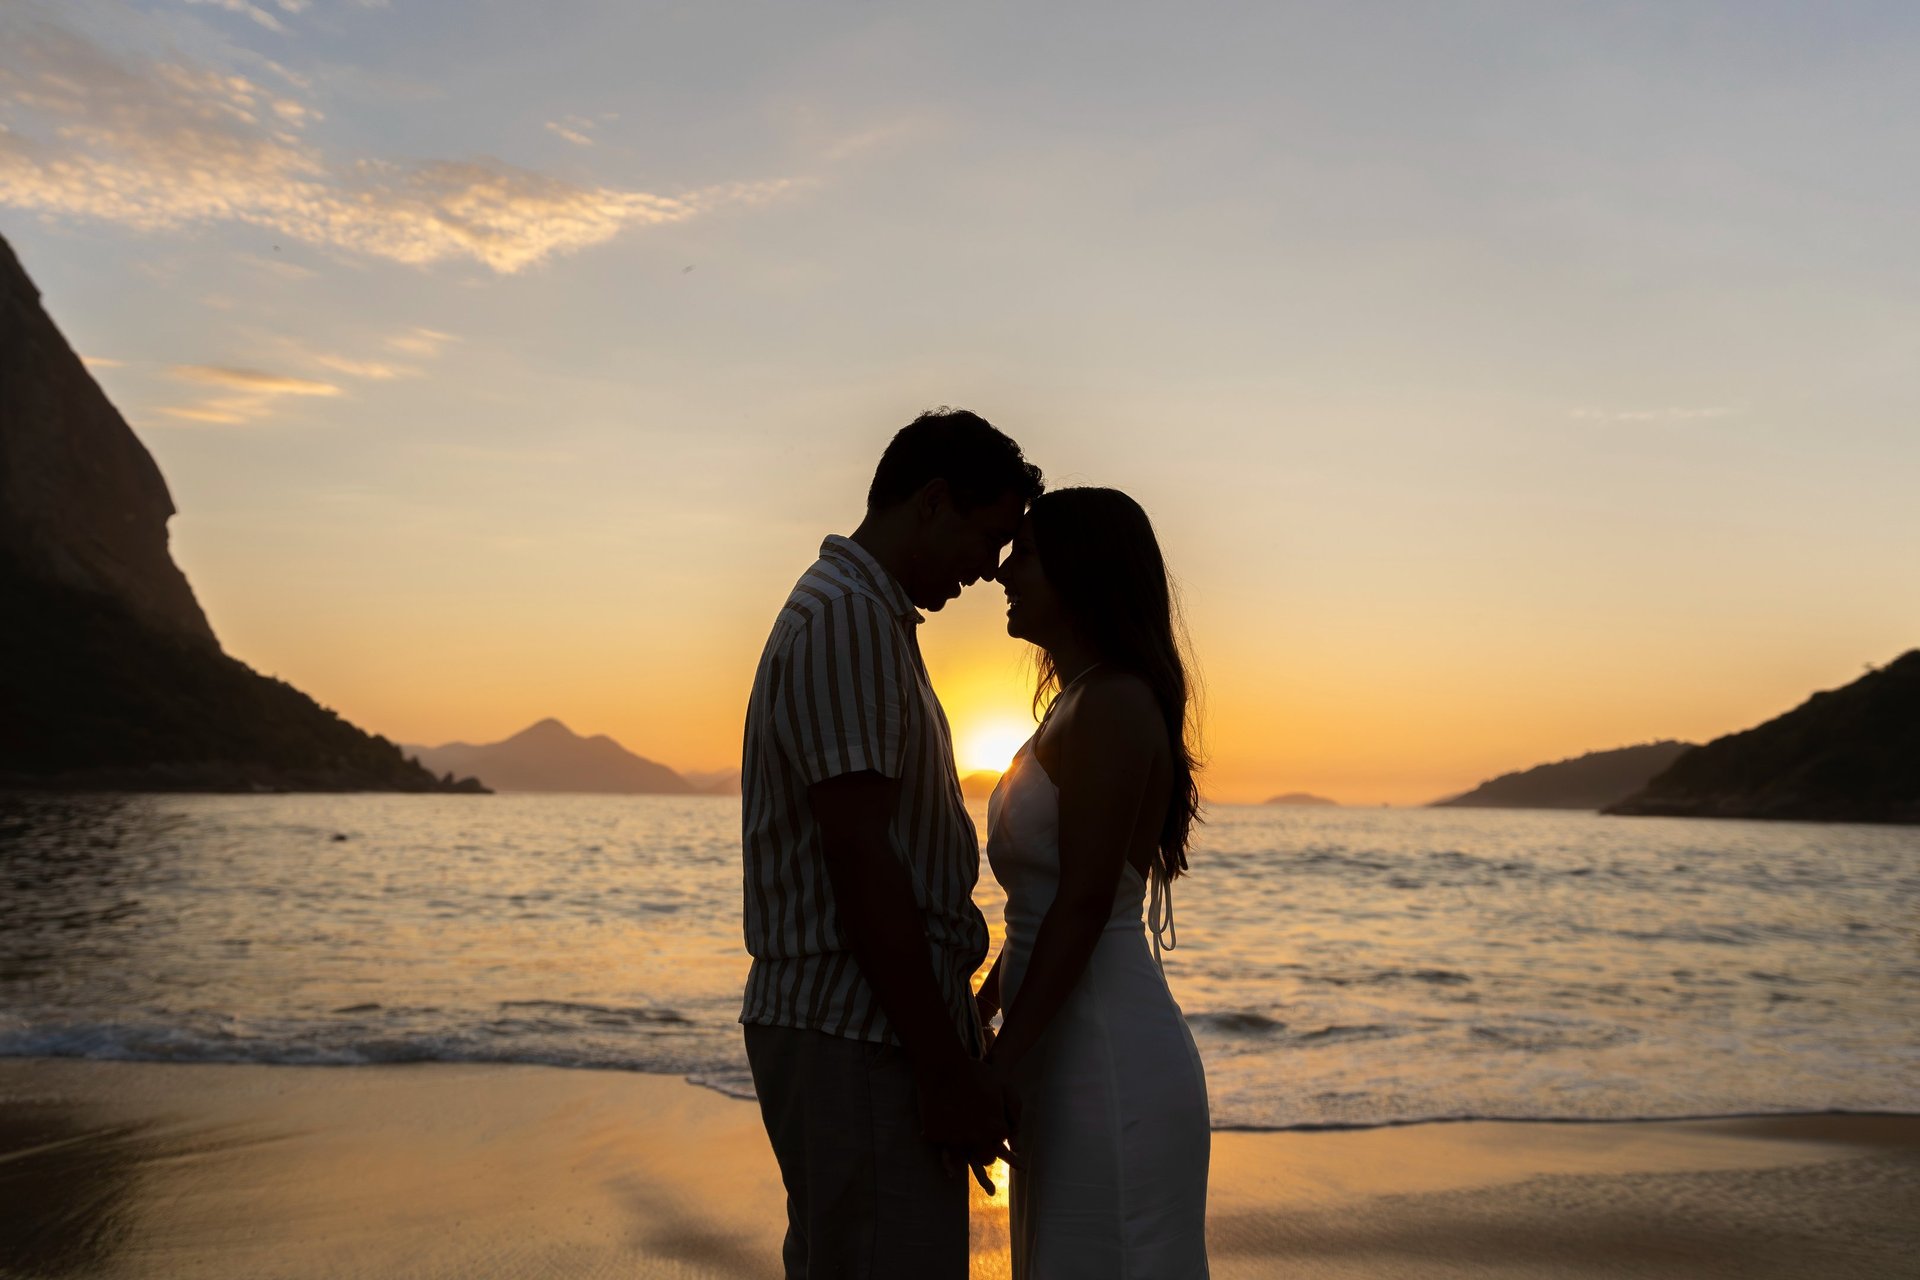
[81, 354, 124, 368]
[182, 0, 309, 35]
[0, 20, 795, 273]
[311, 353, 417, 380]
[823, 119, 927, 162]
[1570, 406, 1737, 423]
[386, 327, 456, 357]
[170, 364, 342, 395]
[156, 362, 339, 425]
[156, 403, 258, 425]
[545, 116, 596, 147]
[236, 249, 319, 280]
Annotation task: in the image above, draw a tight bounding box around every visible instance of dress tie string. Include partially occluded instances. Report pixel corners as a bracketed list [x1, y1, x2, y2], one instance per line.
[1147, 859, 1178, 970]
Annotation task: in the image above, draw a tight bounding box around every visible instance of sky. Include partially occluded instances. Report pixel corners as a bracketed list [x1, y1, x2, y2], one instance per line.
[3, 0, 1916, 804]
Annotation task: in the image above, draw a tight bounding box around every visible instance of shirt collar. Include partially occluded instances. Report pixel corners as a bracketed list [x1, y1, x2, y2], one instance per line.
[820, 534, 923, 626]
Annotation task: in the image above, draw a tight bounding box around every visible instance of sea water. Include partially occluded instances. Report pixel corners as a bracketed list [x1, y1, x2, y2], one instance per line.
[2, 793, 1914, 1129]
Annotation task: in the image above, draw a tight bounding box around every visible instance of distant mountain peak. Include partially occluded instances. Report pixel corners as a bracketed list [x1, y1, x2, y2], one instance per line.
[408, 718, 691, 795]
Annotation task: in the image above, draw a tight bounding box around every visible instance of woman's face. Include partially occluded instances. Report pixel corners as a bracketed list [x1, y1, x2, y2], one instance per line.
[996, 516, 1070, 646]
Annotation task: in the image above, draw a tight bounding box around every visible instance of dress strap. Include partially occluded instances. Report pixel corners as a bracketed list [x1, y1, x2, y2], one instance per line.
[1147, 859, 1178, 970]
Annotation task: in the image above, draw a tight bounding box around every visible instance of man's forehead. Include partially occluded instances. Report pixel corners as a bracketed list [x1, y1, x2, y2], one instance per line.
[971, 492, 1027, 540]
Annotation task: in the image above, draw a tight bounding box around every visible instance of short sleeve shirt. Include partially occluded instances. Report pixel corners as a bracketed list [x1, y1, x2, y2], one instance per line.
[739, 535, 988, 1053]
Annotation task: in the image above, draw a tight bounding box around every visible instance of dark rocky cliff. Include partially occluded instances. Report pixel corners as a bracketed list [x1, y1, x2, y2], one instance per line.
[1607, 653, 1919, 824]
[0, 233, 480, 793]
[0, 237, 215, 646]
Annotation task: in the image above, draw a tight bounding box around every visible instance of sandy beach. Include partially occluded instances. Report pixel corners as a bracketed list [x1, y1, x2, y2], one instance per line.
[2, 1058, 1915, 1279]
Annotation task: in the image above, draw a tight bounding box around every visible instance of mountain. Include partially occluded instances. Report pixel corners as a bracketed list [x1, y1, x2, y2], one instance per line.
[405, 719, 694, 794]
[1607, 653, 1920, 824]
[1264, 792, 1338, 806]
[0, 234, 477, 793]
[1433, 741, 1695, 811]
[682, 768, 741, 796]
[960, 770, 1001, 799]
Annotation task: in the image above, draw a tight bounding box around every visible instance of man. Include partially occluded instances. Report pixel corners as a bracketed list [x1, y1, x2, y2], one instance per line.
[741, 408, 1044, 1277]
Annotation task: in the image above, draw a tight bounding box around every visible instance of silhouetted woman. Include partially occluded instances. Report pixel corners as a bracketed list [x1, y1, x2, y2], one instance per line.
[976, 486, 1210, 1277]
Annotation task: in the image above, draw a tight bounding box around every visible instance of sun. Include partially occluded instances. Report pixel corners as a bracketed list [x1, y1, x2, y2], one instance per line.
[960, 717, 1034, 776]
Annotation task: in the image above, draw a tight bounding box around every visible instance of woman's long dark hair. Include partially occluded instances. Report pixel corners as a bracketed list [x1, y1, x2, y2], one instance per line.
[1028, 487, 1202, 878]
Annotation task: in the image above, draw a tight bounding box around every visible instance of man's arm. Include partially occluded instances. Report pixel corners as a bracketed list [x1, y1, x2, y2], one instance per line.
[810, 770, 1011, 1163]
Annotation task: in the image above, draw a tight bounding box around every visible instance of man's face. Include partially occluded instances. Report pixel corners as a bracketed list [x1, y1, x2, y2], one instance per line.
[909, 488, 1026, 612]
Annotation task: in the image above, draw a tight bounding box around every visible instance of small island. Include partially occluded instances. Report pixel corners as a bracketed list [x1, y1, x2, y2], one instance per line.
[1264, 792, 1339, 807]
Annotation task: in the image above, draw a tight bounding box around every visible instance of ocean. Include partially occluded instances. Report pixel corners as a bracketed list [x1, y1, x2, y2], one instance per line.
[2, 792, 1914, 1130]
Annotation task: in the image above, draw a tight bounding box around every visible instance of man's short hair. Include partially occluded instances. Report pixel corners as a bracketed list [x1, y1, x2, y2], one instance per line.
[867, 408, 1044, 513]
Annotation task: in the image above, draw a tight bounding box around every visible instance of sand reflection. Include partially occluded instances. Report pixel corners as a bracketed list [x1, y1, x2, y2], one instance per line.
[968, 1156, 1012, 1278]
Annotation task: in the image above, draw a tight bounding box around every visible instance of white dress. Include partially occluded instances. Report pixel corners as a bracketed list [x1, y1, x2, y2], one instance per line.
[988, 736, 1211, 1278]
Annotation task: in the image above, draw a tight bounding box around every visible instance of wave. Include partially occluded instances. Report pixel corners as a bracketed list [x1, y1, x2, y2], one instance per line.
[1209, 1107, 1920, 1134]
[1184, 1012, 1406, 1047]
[0, 1019, 708, 1075]
[6, 1023, 1912, 1136]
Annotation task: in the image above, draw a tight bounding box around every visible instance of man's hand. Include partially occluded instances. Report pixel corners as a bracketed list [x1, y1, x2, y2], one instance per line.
[914, 1054, 1016, 1187]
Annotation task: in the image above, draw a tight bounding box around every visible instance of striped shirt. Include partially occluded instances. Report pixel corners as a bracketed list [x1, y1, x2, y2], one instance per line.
[739, 534, 988, 1055]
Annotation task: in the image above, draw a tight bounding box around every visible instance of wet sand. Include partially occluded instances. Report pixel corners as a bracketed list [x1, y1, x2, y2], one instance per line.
[2, 1058, 1915, 1279]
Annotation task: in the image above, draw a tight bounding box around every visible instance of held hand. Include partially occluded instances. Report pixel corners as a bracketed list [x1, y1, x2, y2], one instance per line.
[974, 991, 1000, 1038]
[914, 1055, 1010, 1152]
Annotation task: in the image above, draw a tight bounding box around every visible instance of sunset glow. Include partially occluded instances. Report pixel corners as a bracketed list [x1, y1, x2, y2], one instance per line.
[3, 3, 1913, 806]
[960, 718, 1034, 778]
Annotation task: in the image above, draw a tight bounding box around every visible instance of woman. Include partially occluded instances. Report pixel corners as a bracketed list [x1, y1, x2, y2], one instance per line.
[977, 486, 1211, 1277]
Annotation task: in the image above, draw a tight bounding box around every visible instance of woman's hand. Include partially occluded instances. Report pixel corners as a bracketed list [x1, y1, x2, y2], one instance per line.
[975, 989, 1001, 1048]
[974, 950, 1004, 1049]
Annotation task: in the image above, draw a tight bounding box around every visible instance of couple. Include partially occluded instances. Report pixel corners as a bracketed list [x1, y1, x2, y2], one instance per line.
[740, 409, 1209, 1278]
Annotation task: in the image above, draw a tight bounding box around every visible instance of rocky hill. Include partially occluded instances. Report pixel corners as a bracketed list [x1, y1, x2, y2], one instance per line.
[1433, 741, 1695, 811]
[0, 233, 478, 793]
[0, 245, 214, 647]
[1608, 653, 1920, 823]
[405, 719, 692, 794]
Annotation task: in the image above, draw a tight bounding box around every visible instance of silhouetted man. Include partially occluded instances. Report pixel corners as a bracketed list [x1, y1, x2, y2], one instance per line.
[740, 408, 1043, 1277]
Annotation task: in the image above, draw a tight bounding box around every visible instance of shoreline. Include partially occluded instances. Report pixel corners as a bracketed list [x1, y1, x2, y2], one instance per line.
[4, 1057, 1917, 1279]
[10, 1051, 1914, 1135]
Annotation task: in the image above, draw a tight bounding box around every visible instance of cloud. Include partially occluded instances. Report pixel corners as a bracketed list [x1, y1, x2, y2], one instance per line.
[170, 364, 342, 395]
[0, 18, 796, 273]
[546, 116, 596, 147]
[81, 354, 124, 368]
[236, 250, 319, 280]
[157, 402, 255, 424]
[385, 327, 456, 357]
[311, 353, 417, 379]
[823, 119, 927, 162]
[156, 361, 339, 424]
[182, 0, 309, 34]
[1570, 406, 1737, 423]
